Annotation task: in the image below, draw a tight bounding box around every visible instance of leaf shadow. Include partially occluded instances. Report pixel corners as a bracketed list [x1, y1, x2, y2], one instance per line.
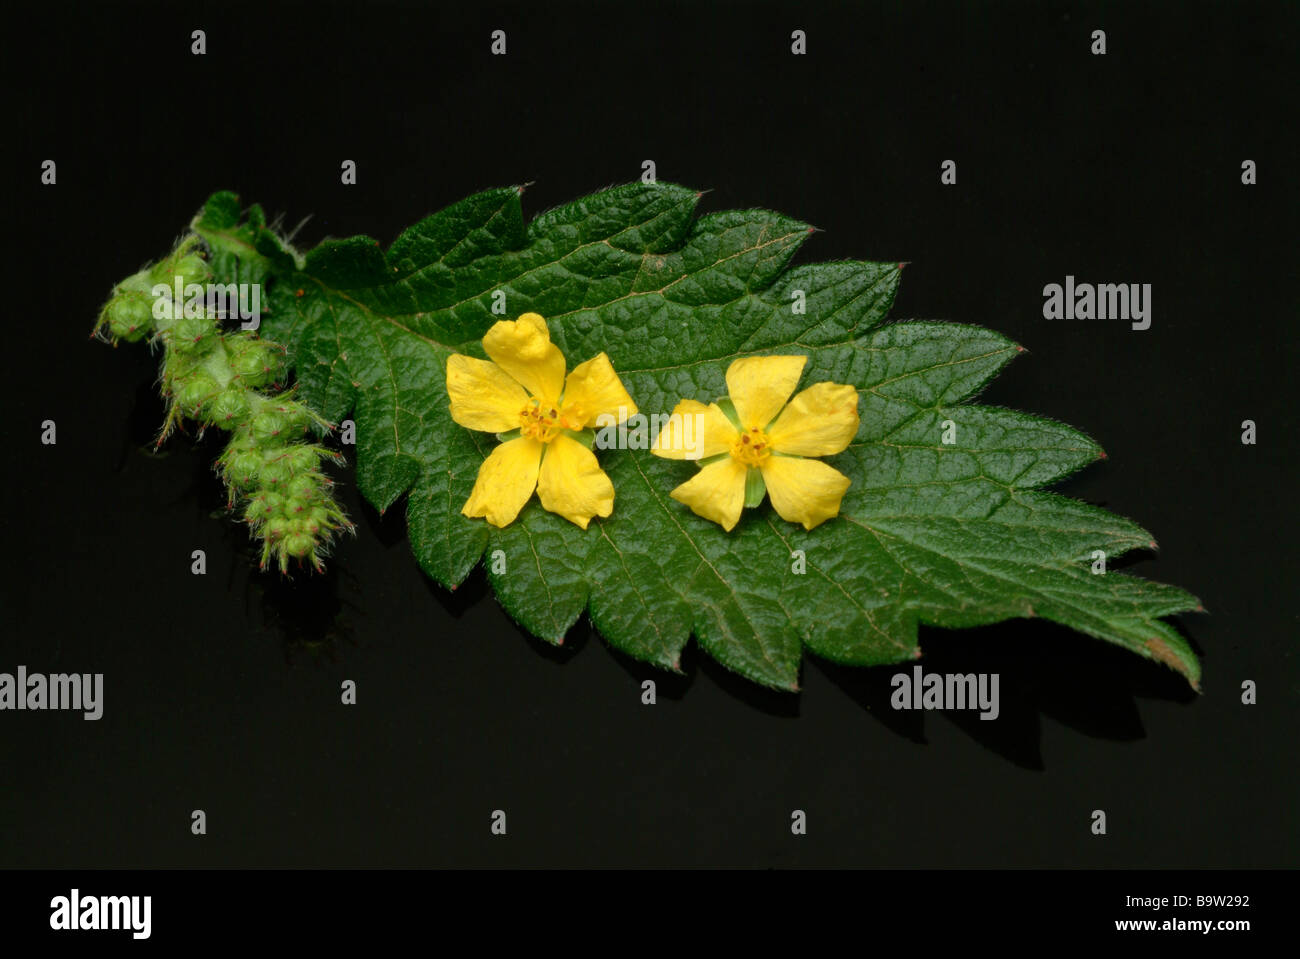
[603, 645, 696, 701]
[494, 611, 592, 667]
[695, 649, 802, 717]
[361, 495, 406, 549]
[815, 616, 1201, 770]
[530, 613, 593, 665]
[605, 636, 799, 716]
[421, 564, 491, 620]
[362, 492, 492, 619]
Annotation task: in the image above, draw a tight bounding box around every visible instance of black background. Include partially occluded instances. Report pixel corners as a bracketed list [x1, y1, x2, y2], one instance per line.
[2, 0, 1295, 869]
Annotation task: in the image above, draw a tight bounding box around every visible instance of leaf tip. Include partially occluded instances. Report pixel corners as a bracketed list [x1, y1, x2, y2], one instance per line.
[1149, 539, 1158, 550]
[1097, 450, 1108, 461]
[1144, 636, 1196, 686]
[897, 260, 910, 271]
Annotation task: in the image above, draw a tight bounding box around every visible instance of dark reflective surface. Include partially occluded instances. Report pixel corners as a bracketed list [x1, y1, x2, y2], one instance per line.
[2, 0, 1294, 868]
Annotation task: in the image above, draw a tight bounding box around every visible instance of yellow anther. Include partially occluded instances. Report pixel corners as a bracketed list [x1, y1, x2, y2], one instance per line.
[730, 427, 772, 467]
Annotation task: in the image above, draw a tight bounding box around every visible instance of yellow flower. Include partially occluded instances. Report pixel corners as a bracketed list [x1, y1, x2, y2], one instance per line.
[446, 312, 637, 529]
[651, 355, 858, 531]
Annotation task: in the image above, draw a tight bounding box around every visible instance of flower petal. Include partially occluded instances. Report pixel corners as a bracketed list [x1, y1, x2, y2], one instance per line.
[760, 455, 851, 530]
[536, 434, 615, 529]
[561, 352, 638, 428]
[651, 399, 737, 460]
[482, 312, 566, 402]
[726, 355, 808, 429]
[767, 382, 861, 456]
[462, 436, 544, 527]
[446, 354, 529, 433]
[669, 457, 749, 531]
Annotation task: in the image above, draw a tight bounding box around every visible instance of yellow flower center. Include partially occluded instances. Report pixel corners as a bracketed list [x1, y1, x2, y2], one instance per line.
[519, 397, 581, 443]
[730, 426, 772, 467]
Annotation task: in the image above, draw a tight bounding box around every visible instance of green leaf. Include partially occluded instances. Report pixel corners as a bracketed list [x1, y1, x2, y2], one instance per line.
[197, 183, 1201, 690]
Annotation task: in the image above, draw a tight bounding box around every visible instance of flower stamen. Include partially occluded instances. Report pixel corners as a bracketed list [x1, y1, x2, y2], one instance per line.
[731, 426, 772, 467]
[519, 397, 563, 443]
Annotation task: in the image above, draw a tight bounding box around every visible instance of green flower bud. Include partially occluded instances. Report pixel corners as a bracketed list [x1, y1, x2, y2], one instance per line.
[175, 372, 221, 417]
[207, 388, 249, 425]
[106, 294, 152, 342]
[277, 403, 312, 436]
[286, 474, 319, 503]
[243, 491, 285, 526]
[282, 446, 322, 473]
[229, 339, 285, 388]
[258, 458, 294, 489]
[173, 253, 211, 288]
[264, 517, 291, 541]
[223, 451, 263, 488]
[284, 533, 315, 558]
[250, 409, 290, 443]
[167, 314, 218, 354]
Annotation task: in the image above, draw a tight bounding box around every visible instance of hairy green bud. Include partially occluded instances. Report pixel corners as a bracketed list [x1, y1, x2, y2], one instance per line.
[221, 449, 264, 488]
[258, 457, 295, 490]
[244, 491, 286, 525]
[172, 253, 211, 288]
[279, 403, 313, 436]
[229, 337, 285, 388]
[175, 372, 221, 417]
[285, 474, 320, 503]
[250, 409, 290, 443]
[264, 516, 291, 542]
[283, 533, 315, 558]
[207, 387, 250, 424]
[282, 446, 323, 473]
[167, 314, 218, 354]
[106, 294, 153, 342]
